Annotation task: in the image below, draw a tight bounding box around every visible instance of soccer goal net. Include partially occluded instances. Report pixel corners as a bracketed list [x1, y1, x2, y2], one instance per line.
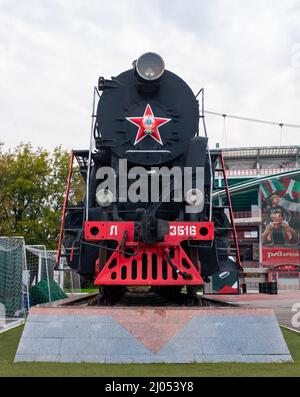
[0, 238, 82, 332]
[25, 246, 81, 305]
[0, 237, 29, 331]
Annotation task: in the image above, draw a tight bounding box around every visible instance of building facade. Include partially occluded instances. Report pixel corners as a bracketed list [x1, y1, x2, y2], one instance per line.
[221, 146, 300, 291]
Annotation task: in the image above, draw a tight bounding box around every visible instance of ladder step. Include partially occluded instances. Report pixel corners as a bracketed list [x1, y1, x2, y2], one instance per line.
[213, 205, 231, 209]
[63, 228, 83, 232]
[65, 207, 85, 211]
[215, 227, 234, 231]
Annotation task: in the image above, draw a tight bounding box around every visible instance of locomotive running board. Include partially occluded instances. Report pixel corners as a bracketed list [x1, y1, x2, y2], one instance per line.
[84, 221, 214, 286]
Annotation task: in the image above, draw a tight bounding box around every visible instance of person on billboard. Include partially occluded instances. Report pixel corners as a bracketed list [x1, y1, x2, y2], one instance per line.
[262, 211, 298, 246]
[263, 194, 291, 224]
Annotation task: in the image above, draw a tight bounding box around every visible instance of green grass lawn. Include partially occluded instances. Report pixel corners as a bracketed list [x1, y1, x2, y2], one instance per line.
[0, 325, 299, 377]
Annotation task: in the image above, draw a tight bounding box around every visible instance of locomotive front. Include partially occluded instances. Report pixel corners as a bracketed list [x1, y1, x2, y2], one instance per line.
[61, 53, 232, 304]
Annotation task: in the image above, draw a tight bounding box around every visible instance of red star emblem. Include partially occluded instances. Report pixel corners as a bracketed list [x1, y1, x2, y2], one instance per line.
[126, 104, 171, 146]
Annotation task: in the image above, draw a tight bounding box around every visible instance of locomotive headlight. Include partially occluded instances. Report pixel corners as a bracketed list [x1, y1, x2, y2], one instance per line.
[185, 189, 204, 207]
[95, 187, 114, 207]
[135, 52, 165, 81]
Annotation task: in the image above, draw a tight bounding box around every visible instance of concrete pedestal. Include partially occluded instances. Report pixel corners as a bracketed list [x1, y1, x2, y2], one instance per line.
[15, 303, 292, 363]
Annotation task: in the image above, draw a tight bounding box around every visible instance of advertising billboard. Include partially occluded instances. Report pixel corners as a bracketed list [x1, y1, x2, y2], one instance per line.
[261, 175, 300, 266]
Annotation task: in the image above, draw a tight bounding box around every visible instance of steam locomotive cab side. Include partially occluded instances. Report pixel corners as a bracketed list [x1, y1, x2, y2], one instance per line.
[60, 53, 240, 304]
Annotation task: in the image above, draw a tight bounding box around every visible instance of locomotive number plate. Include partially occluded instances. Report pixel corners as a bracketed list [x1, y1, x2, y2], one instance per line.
[169, 225, 197, 237]
[84, 221, 214, 242]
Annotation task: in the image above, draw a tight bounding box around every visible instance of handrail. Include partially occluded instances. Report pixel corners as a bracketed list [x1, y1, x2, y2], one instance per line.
[56, 150, 74, 265]
[212, 168, 300, 199]
[86, 87, 100, 221]
[220, 152, 242, 269]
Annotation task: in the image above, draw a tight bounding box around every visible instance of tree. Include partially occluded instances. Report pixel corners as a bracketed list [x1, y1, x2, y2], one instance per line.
[0, 144, 81, 249]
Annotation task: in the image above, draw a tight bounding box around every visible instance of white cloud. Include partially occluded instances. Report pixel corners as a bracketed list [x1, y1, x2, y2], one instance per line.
[0, 0, 300, 151]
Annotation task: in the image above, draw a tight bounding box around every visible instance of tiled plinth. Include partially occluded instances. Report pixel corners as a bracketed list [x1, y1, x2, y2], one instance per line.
[14, 305, 293, 363]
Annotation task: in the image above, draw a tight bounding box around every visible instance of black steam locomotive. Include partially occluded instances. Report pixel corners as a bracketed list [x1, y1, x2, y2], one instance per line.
[58, 53, 240, 304]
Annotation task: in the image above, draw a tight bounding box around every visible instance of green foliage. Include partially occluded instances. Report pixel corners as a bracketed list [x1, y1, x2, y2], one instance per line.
[0, 143, 78, 249]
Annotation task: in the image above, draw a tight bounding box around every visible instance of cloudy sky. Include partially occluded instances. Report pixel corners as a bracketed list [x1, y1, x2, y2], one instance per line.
[0, 0, 300, 151]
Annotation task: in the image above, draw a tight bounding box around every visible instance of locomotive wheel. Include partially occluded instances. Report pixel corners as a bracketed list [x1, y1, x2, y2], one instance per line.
[98, 286, 127, 306]
[155, 286, 182, 301]
[153, 286, 181, 296]
[186, 286, 199, 306]
[97, 246, 108, 273]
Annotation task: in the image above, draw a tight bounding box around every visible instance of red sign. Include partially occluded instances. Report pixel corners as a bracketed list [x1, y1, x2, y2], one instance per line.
[262, 247, 300, 265]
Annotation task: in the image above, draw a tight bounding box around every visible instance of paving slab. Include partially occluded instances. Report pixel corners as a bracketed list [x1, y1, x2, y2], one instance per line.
[205, 291, 300, 332]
